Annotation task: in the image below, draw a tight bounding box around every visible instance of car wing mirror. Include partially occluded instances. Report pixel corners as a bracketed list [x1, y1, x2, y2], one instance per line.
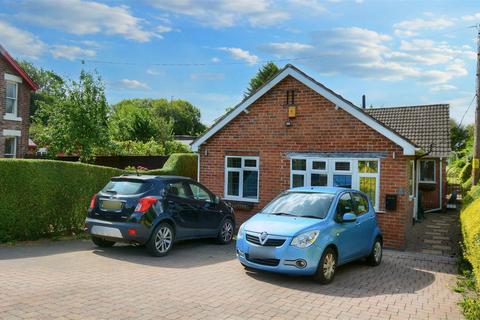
[342, 212, 357, 222]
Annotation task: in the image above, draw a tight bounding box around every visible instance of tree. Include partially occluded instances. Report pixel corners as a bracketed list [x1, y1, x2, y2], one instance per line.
[244, 62, 280, 98]
[33, 70, 110, 161]
[451, 119, 471, 152]
[109, 98, 206, 137]
[18, 60, 65, 121]
[109, 100, 173, 143]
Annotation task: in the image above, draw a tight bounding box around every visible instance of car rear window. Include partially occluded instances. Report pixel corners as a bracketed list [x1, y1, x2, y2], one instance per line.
[102, 180, 151, 195]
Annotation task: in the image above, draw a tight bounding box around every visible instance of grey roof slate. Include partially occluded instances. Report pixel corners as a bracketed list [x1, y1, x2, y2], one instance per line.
[365, 104, 451, 157]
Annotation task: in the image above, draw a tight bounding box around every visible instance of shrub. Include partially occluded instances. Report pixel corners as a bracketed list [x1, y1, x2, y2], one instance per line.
[461, 197, 480, 289]
[146, 153, 197, 179]
[0, 159, 121, 242]
[463, 185, 480, 208]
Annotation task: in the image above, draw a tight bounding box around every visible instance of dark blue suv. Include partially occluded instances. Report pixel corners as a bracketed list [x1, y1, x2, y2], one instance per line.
[85, 175, 235, 256]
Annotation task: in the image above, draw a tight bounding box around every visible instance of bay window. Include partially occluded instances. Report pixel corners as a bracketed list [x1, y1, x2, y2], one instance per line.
[290, 158, 380, 210]
[225, 156, 259, 201]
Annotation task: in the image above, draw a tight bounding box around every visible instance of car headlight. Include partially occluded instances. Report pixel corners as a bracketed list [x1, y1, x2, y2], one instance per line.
[237, 223, 246, 238]
[291, 230, 319, 248]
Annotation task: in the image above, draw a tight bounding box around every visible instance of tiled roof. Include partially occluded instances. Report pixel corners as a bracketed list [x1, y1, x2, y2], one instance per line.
[365, 104, 451, 157]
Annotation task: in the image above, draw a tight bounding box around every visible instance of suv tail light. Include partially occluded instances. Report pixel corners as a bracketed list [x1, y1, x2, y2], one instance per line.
[135, 196, 158, 213]
[89, 194, 97, 209]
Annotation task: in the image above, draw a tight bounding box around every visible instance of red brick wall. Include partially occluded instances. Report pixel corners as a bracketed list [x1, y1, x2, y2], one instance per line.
[0, 55, 31, 158]
[199, 76, 412, 249]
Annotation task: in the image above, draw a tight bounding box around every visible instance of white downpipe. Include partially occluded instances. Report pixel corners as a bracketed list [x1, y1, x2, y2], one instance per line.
[414, 159, 420, 220]
[196, 153, 200, 182]
[424, 158, 443, 213]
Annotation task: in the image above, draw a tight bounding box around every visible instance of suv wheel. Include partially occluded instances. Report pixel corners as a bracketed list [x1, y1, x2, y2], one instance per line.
[367, 237, 383, 266]
[314, 247, 337, 284]
[147, 222, 174, 257]
[91, 236, 115, 248]
[217, 218, 234, 244]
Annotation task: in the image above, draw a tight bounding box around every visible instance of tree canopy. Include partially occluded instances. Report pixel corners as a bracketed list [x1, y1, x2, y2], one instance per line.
[244, 62, 280, 97]
[33, 70, 110, 161]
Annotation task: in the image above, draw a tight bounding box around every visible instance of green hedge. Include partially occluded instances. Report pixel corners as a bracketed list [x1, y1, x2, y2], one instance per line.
[0, 159, 121, 242]
[146, 153, 197, 179]
[461, 196, 480, 289]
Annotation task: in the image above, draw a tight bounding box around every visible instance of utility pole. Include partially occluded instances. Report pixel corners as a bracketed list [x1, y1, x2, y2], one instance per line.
[473, 24, 480, 185]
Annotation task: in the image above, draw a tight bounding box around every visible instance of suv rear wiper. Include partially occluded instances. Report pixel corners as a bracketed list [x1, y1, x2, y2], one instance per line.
[104, 190, 117, 194]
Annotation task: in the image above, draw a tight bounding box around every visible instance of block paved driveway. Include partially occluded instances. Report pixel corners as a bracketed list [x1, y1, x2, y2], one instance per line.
[0, 240, 462, 320]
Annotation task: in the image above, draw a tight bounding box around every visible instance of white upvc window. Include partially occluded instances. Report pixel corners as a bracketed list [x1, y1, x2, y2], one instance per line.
[419, 159, 436, 183]
[290, 157, 380, 211]
[224, 156, 259, 202]
[5, 81, 18, 117]
[4, 137, 17, 158]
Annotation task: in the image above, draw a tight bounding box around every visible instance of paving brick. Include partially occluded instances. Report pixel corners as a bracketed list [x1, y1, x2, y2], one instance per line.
[0, 240, 463, 319]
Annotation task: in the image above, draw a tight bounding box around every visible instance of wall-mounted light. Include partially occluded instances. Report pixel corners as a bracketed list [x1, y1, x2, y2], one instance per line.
[288, 105, 296, 118]
[285, 119, 292, 127]
[204, 148, 208, 156]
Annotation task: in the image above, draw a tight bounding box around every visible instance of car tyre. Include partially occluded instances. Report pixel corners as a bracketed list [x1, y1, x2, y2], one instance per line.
[91, 236, 115, 248]
[146, 222, 175, 257]
[367, 237, 383, 266]
[314, 247, 337, 284]
[216, 218, 234, 244]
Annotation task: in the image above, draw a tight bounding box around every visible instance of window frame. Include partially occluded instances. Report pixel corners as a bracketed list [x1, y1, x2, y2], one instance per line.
[290, 157, 380, 211]
[419, 159, 436, 183]
[224, 156, 260, 202]
[5, 81, 18, 117]
[4, 136, 17, 158]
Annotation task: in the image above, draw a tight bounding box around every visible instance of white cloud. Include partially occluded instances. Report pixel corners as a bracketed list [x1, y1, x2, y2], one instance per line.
[0, 21, 46, 58]
[260, 27, 470, 85]
[219, 47, 259, 64]
[146, 68, 165, 76]
[211, 57, 221, 63]
[430, 84, 457, 92]
[120, 79, 150, 89]
[462, 12, 480, 22]
[148, 0, 289, 28]
[17, 0, 156, 42]
[156, 25, 172, 33]
[287, 0, 327, 14]
[393, 16, 455, 37]
[50, 45, 96, 60]
[261, 42, 314, 56]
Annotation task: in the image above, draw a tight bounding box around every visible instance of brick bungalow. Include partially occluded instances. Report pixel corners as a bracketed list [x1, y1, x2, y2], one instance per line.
[0, 44, 38, 158]
[191, 65, 450, 249]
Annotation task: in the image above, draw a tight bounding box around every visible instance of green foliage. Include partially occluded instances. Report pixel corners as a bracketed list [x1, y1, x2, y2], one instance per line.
[32, 70, 110, 161]
[109, 100, 173, 142]
[458, 190, 480, 319]
[0, 159, 121, 242]
[244, 62, 280, 97]
[146, 153, 197, 179]
[448, 120, 474, 188]
[164, 140, 191, 154]
[18, 60, 65, 121]
[94, 139, 166, 156]
[110, 98, 205, 136]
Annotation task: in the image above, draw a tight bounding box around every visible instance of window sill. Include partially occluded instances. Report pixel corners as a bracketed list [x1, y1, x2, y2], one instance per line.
[419, 181, 436, 184]
[223, 196, 259, 203]
[3, 115, 22, 122]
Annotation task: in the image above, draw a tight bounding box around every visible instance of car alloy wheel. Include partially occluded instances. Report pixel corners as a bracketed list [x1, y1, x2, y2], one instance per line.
[221, 220, 233, 242]
[323, 252, 336, 280]
[373, 241, 382, 263]
[154, 226, 173, 253]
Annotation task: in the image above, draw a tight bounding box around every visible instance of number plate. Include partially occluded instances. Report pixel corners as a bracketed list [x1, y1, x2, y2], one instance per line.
[100, 199, 123, 211]
[249, 245, 275, 259]
[91, 226, 123, 238]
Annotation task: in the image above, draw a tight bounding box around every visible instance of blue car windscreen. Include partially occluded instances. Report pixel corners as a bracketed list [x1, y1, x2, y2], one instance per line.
[261, 192, 335, 219]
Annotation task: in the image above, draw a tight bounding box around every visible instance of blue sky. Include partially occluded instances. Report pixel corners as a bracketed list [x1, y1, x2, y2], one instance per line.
[1, 0, 478, 125]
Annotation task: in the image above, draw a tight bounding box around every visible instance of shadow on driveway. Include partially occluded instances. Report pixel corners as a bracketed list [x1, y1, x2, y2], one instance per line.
[242, 254, 439, 298]
[92, 239, 236, 268]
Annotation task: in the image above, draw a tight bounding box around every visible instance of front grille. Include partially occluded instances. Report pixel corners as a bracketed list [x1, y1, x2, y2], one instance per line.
[246, 233, 286, 247]
[245, 254, 280, 266]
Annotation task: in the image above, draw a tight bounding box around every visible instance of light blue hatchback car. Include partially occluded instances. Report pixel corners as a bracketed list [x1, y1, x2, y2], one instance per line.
[236, 187, 383, 284]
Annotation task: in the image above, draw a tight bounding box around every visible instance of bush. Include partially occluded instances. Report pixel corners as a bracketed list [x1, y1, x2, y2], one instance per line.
[0, 159, 121, 242]
[461, 197, 480, 289]
[146, 153, 197, 179]
[463, 185, 480, 208]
